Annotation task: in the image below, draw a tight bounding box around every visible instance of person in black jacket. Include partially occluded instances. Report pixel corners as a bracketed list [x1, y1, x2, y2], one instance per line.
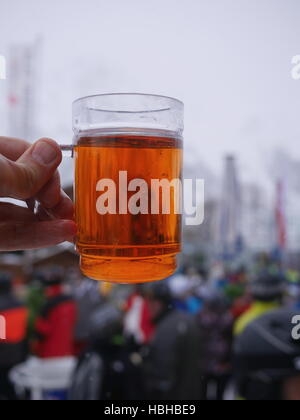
[143, 282, 202, 400]
[0, 273, 28, 400]
[234, 308, 300, 400]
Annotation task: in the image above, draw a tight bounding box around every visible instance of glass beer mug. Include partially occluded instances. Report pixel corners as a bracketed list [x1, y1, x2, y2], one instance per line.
[66, 93, 184, 283]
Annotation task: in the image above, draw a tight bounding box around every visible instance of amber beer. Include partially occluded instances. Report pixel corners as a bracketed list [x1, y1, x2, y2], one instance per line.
[75, 133, 183, 283]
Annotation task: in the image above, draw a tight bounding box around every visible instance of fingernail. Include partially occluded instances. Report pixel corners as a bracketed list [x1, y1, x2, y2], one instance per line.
[31, 140, 58, 165]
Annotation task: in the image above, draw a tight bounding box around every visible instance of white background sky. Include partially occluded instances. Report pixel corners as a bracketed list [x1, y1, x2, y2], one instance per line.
[0, 0, 300, 189]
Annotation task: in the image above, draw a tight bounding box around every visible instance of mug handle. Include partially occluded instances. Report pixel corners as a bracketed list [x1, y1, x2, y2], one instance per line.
[60, 144, 74, 158]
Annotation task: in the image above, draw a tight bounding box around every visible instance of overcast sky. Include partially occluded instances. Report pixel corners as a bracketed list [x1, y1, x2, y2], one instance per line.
[0, 0, 300, 189]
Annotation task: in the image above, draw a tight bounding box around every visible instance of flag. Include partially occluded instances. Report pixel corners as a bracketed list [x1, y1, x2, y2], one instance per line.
[275, 180, 287, 250]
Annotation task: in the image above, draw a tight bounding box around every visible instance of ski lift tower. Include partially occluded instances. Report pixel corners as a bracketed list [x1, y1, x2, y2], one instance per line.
[8, 40, 40, 141]
[219, 155, 243, 262]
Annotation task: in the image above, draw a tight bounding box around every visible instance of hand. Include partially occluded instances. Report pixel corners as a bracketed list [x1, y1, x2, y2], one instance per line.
[0, 137, 76, 251]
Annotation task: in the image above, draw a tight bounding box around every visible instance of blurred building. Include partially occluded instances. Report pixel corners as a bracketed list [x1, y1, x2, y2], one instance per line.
[184, 199, 218, 256]
[29, 244, 79, 271]
[0, 252, 25, 280]
[242, 183, 273, 252]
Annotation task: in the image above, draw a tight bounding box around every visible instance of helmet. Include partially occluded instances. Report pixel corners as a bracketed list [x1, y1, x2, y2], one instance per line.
[235, 309, 300, 400]
[169, 274, 193, 298]
[250, 269, 286, 301]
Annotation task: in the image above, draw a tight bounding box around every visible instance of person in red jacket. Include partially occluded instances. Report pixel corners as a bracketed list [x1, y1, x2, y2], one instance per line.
[0, 273, 28, 400]
[34, 269, 77, 359]
[124, 286, 154, 345]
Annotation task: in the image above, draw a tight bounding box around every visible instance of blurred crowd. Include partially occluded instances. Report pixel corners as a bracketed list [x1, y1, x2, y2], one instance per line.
[0, 254, 300, 400]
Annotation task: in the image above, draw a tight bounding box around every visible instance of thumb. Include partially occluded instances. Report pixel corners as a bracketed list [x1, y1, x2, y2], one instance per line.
[0, 138, 62, 200]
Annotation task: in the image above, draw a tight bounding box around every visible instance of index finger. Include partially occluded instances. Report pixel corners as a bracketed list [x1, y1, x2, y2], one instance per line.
[37, 172, 74, 220]
[0, 137, 30, 160]
[0, 137, 71, 216]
